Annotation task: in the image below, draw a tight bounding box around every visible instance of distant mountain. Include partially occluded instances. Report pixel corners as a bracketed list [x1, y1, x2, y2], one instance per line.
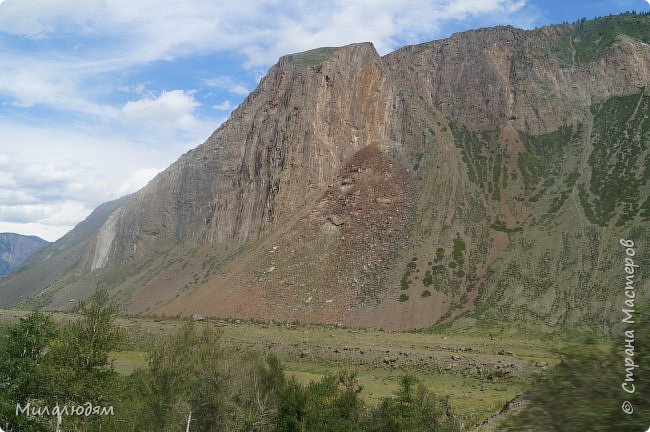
[0, 233, 49, 277]
[1, 13, 649, 331]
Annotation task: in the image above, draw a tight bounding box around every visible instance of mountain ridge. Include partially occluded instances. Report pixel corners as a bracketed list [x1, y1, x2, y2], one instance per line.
[1, 13, 649, 331]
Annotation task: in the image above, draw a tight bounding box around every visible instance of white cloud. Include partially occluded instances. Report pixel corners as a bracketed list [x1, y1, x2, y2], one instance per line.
[116, 168, 161, 196]
[211, 100, 233, 111]
[0, 54, 120, 118]
[40, 201, 96, 227]
[0, 201, 92, 228]
[0, 221, 69, 242]
[233, 0, 531, 67]
[121, 90, 200, 131]
[0, 119, 208, 241]
[0, 0, 105, 39]
[0, 204, 51, 224]
[0, 199, 98, 243]
[0, 1, 534, 70]
[0, 0, 536, 119]
[204, 76, 251, 96]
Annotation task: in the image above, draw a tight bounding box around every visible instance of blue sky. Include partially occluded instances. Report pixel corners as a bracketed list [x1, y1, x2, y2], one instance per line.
[0, 0, 648, 241]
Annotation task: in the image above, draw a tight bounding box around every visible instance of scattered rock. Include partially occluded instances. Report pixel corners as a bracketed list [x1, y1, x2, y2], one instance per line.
[327, 215, 345, 226]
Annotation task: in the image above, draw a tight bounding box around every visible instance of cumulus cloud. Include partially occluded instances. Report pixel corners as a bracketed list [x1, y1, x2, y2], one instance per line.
[121, 90, 200, 131]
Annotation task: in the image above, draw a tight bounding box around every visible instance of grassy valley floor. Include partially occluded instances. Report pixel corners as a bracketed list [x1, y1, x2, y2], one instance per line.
[0, 309, 574, 429]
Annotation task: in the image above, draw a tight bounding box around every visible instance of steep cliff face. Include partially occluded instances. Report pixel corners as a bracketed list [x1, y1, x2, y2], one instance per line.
[86, 42, 398, 271]
[0, 233, 48, 277]
[384, 25, 650, 134]
[2, 14, 649, 330]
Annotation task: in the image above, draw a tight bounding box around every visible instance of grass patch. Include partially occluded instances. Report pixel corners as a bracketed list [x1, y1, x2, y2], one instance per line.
[109, 350, 148, 374]
[288, 47, 340, 67]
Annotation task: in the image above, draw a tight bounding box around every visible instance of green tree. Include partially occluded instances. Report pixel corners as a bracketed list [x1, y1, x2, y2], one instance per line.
[368, 375, 458, 432]
[37, 289, 125, 432]
[274, 376, 308, 431]
[133, 320, 231, 431]
[304, 370, 365, 432]
[0, 312, 57, 432]
[45, 289, 123, 403]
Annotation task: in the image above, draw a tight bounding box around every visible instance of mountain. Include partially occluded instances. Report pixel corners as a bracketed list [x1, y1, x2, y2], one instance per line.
[1, 14, 649, 330]
[0, 233, 49, 277]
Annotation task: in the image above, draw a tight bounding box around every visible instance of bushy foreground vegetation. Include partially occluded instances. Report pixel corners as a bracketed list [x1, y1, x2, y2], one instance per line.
[501, 307, 650, 431]
[0, 290, 461, 431]
[3, 291, 649, 431]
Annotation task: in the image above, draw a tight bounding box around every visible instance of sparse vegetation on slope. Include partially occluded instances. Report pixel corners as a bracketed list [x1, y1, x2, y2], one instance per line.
[555, 13, 650, 65]
[581, 90, 650, 226]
